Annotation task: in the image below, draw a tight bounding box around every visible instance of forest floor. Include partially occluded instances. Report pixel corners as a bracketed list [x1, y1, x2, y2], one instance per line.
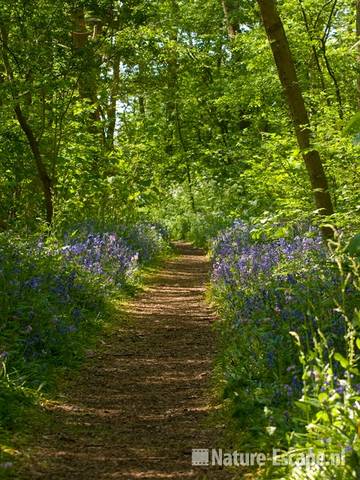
[19, 243, 238, 480]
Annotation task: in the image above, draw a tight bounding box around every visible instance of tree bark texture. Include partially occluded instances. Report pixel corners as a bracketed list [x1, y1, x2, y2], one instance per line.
[257, 0, 334, 237]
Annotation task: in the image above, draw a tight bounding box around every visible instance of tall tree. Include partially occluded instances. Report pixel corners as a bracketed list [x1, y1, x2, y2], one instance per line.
[0, 23, 53, 224]
[257, 0, 334, 237]
[221, 0, 238, 39]
[72, 7, 102, 137]
[104, 7, 121, 151]
[318, 0, 343, 118]
[297, 0, 326, 92]
[165, 0, 196, 211]
[357, 0, 360, 106]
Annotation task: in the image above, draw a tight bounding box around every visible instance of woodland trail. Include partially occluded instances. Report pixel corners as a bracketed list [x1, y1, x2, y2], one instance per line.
[23, 243, 233, 480]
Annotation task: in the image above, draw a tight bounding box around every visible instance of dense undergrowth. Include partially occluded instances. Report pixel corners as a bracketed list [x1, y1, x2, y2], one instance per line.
[1, 0, 360, 478]
[0, 221, 169, 471]
[210, 221, 360, 479]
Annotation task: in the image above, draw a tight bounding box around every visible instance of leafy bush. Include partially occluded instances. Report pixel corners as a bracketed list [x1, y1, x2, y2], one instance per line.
[0, 235, 105, 376]
[0, 222, 169, 435]
[278, 250, 360, 479]
[210, 221, 360, 477]
[60, 232, 139, 286]
[61, 221, 170, 264]
[121, 222, 170, 262]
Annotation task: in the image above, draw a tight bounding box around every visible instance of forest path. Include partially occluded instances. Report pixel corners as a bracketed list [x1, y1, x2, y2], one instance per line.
[24, 243, 233, 480]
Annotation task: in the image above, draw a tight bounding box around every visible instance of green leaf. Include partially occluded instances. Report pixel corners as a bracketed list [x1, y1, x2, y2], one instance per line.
[316, 410, 329, 421]
[346, 234, 360, 257]
[344, 112, 360, 136]
[318, 392, 328, 403]
[334, 353, 349, 369]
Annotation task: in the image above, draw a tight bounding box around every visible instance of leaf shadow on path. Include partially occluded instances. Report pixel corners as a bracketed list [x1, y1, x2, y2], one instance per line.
[23, 243, 236, 480]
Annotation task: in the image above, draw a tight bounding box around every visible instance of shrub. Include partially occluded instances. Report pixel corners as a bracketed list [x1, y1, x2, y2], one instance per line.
[0, 222, 169, 434]
[210, 221, 360, 477]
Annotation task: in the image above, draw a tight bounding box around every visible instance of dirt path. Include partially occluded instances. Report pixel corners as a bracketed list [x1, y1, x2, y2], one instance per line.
[24, 243, 232, 480]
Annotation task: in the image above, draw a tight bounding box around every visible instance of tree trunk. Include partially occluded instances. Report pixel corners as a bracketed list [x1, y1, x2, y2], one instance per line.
[165, 0, 179, 153]
[14, 106, 53, 224]
[319, 1, 343, 119]
[165, 0, 196, 211]
[297, 0, 326, 93]
[221, 0, 238, 39]
[139, 96, 146, 116]
[107, 52, 120, 150]
[257, 0, 334, 238]
[357, 0, 360, 107]
[72, 8, 101, 134]
[72, 7, 92, 100]
[175, 106, 196, 212]
[0, 24, 53, 224]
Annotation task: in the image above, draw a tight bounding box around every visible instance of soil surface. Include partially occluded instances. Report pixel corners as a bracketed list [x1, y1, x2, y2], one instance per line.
[23, 243, 234, 480]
